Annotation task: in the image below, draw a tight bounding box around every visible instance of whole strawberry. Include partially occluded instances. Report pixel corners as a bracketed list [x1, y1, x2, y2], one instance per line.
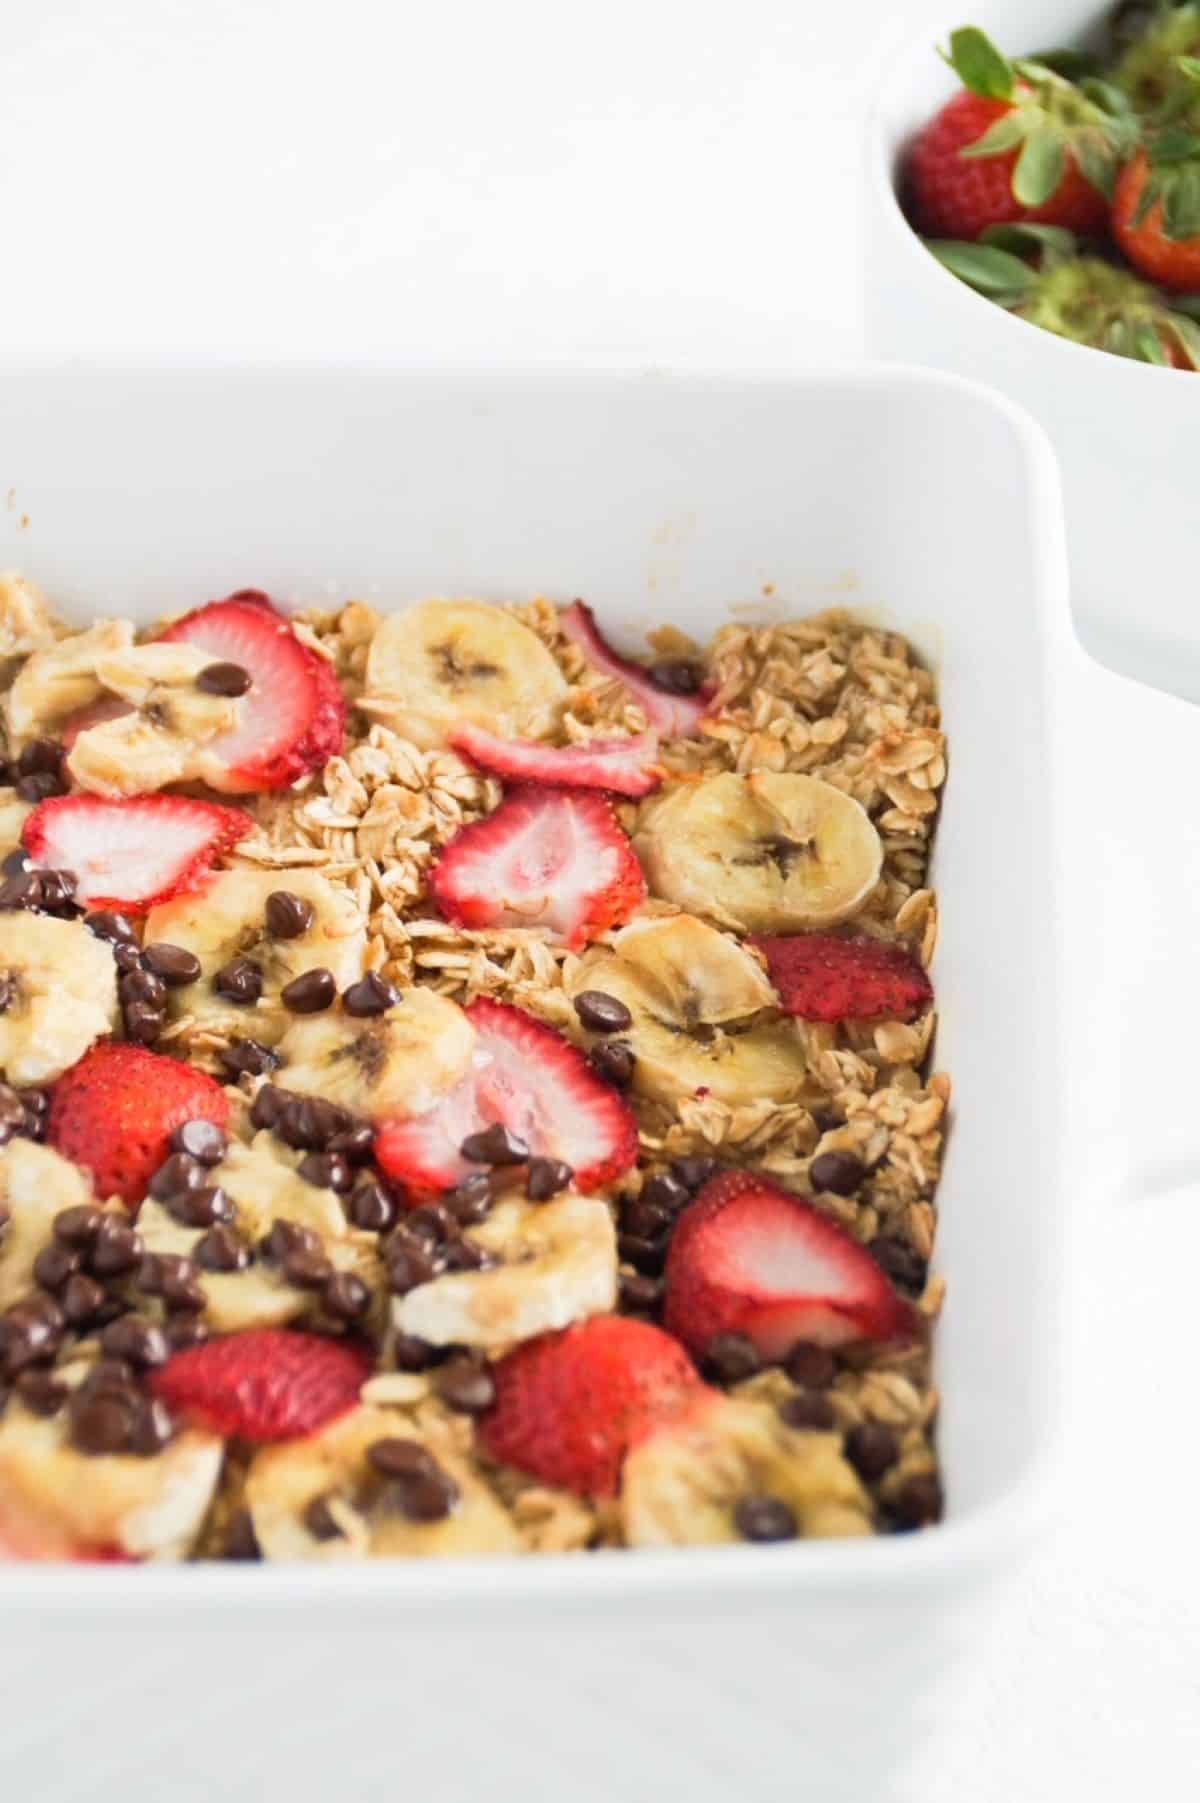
[1112, 56, 1200, 288]
[906, 27, 1131, 240]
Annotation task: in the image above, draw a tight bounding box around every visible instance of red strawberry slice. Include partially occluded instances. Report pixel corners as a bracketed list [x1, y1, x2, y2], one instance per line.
[23, 794, 252, 913]
[429, 786, 646, 951]
[559, 600, 713, 737]
[750, 933, 933, 1025]
[480, 1316, 706, 1497]
[449, 721, 663, 799]
[151, 1329, 370, 1443]
[664, 1171, 916, 1358]
[375, 996, 639, 1194]
[157, 590, 346, 792]
[47, 1042, 230, 1208]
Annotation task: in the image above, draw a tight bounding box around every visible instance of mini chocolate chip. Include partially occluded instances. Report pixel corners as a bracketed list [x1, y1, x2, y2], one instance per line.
[82, 1358, 138, 1396]
[890, 1473, 943, 1530]
[384, 1468, 459, 1524]
[263, 890, 315, 938]
[167, 1184, 235, 1233]
[262, 1219, 322, 1263]
[436, 1358, 496, 1415]
[53, 1204, 105, 1246]
[526, 1157, 573, 1202]
[14, 1370, 67, 1416]
[670, 1155, 718, 1193]
[100, 1317, 170, 1369]
[16, 738, 64, 779]
[442, 1171, 494, 1223]
[734, 1495, 798, 1543]
[130, 1396, 176, 1456]
[385, 1242, 438, 1295]
[15, 771, 65, 803]
[165, 1315, 210, 1352]
[323, 1272, 371, 1320]
[459, 1122, 529, 1166]
[618, 1271, 664, 1312]
[391, 1333, 439, 1372]
[197, 660, 252, 697]
[589, 1041, 635, 1088]
[70, 1392, 136, 1456]
[617, 1233, 667, 1275]
[121, 966, 167, 1009]
[572, 990, 633, 1033]
[277, 1096, 346, 1151]
[112, 941, 143, 974]
[867, 1235, 928, 1295]
[19, 1086, 48, 1120]
[328, 1123, 375, 1165]
[407, 1203, 458, 1245]
[0, 1305, 62, 1374]
[86, 909, 138, 946]
[702, 1332, 762, 1385]
[171, 1119, 227, 1165]
[142, 943, 203, 986]
[249, 1082, 288, 1128]
[224, 1508, 262, 1559]
[222, 1039, 280, 1081]
[298, 1151, 351, 1192]
[844, 1422, 900, 1482]
[441, 1240, 493, 1273]
[0, 1083, 26, 1131]
[213, 957, 264, 1004]
[194, 1225, 250, 1273]
[640, 1172, 690, 1214]
[783, 1342, 837, 1390]
[149, 1153, 206, 1201]
[342, 972, 402, 1016]
[0, 973, 17, 1017]
[347, 1181, 396, 1233]
[368, 1437, 438, 1481]
[809, 1150, 866, 1196]
[779, 1391, 837, 1431]
[60, 1273, 107, 1325]
[620, 1198, 672, 1240]
[0, 847, 27, 875]
[123, 1000, 165, 1044]
[304, 1492, 346, 1541]
[283, 1248, 334, 1290]
[647, 658, 704, 695]
[32, 1241, 81, 1291]
[280, 968, 336, 1014]
[88, 1217, 143, 1277]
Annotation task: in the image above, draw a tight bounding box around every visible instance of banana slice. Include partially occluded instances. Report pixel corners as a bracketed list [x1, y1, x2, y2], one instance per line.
[621, 1393, 872, 1546]
[569, 914, 810, 1108]
[364, 599, 568, 750]
[246, 1404, 522, 1559]
[278, 991, 476, 1122]
[0, 790, 33, 854]
[143, 868, 367, 1047]
[0, 1140, 99, 1311]
[0, 1398, 222, 1561]
[0, 913, 120, 1085]
[5, 620, 134, 749]
[633, 771, 882, 933]
[67, 642, 239, 797]
[393, 1194, 617, 1348]
[0, 573, 58, 660]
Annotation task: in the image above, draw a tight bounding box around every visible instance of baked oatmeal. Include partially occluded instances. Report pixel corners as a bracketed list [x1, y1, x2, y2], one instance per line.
[0, 573, 947, 1561]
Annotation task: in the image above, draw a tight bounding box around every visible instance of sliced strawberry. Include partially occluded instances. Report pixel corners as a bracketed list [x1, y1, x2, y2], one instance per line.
[61, 695, 133, 752]
[46, 1042, 230, 1207]
[23, 794, 252, 913]
[449, 721, 663, 798]
[750, 933, 933, 1024]
[375, 996, 639, 1194]
[157, 590, 346, 792]
[664, 1170, 916, 1358]
[151, 1329, 370, 1443]
[429, 786, 646, 951]
[480, 1316, 706, 1497]
[559, 600, 713, 737]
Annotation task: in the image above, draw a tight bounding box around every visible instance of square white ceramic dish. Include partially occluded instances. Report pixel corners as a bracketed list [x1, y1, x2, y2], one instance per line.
[0, 363, 1074, 1803]
[865, 1, 1200, 706]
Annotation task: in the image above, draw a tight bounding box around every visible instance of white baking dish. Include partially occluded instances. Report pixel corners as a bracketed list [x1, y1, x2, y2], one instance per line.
[0, 363, 1073, 1803]
[865, 0, 1200, 705]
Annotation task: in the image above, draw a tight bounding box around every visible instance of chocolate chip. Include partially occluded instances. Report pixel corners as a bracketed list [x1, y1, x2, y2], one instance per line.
[83, 1358, 137, 1396]
[0, 974, 17, 1017]
[572, 990, 633, 1033]
[86, 909, 139, 947]
[60, 1273, 107, 1325]
[328, 1123, 375, 1165]
[783, 1342, 837, 1390]
[53, 1204, 105, 1246]
[0, 1083, 26, 1133]
[249, 1082, 288, 1128]
[124, 999, 166, 1043]
[620, 1198, 671, 1240]
[263, 890, 315, 938]
[342, 972, 402, 1016]
[617, 1233, 667, 1275]
[262, 1219, 322, 1264]
[0, 868, 39, 909]
[0, 847, 27, 875]
[844, 1422, 899, 1482]
[867, 1235, 928, 1295]
[197, 660, 252, 697]
[16, 738, 64, 779]
[378, 1462, 459, 1522]
[618, 1271, 664, 1312]
[298, 1151, 351, 1192]
[213, 958, 264, 1004]
[670, 1156, 717, 1193]
[150, 1153, 208, 1202]
[14, 1370, 67, 1416]
[88, 1217, 143, 1277]
[277, 1095, 346, 1151]
[224, 1508, 262, 1560]
[734, 1495, 798, 1543]
[347, 1180, 396, 1233]
[303, 1493, 345, 1541]
[171, 1119, 227, 1165]
[32, 1241, 81, 1291]
[391, 1333, 439, 1372]
[18, 1086, 48, 1120]
[130, 1396, 176, 1456]
[526, 1157, 572, 1202]
[647, 658, 704, 695]
[368, 1437, 437, 1481]
[194, 1225, 250, 1273]
[589, 1041, 635, 1088]
[112, 941, 143, 974]
[641, 1172, 690, 1214]
[701, 1332, 761, 1385]
[283, 1247, 334, 1290]
[406, 1203, 458, 1245]
[220, 1039, 280, 1081]
[121, 966, 167, 1009]
[890, 1473, 943, 1530]
[779, 1391, 836, 1431]
[437, 1172, 489, 1225]
[0, 1302, 63, 1374]
[142, 943, 202, 986]
[164, 1315, 210, 1352]
[100, 1317, 170, 1369]
[69, 1392, 137, 1456]
[809, 1150, 866, 1196]
[441, 1239, 494, 1273]
[168, 1186, 234, 1235]
[385, 1241, 438, 1295]
[323, 1272, 371, 1320]
[436, 1357, 496, 1415]
[15, 771, 65, 803]
[280, 968, 336, 1014]
[459, 1122, 529, 1166]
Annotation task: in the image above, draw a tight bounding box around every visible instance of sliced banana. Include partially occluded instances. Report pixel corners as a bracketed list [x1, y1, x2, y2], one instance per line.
[4, 619, 134, 750]
[279, 991, 476, 1122]
[393, 1194, 617, 1349]
[143, 868, 367, 1047]
[246, 1404, 522, 1560]
[0, 1399, 222, 1561]
[0, 790, 32, 854]
[569, 914, 811, 1108]
[621, 1393, 872, 1546]
[0, 573, 58, 661]
[634, 771, 882, 933]
[363, 599, 568, 750]
[0, 913, 119, 1085]
[0, 1140, 99, 1311]
[67, 642, 239, 797]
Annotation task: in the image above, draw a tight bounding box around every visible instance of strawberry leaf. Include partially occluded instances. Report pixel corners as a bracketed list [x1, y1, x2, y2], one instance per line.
[925, 239, 1036, 301]
[1022, 46, 1098, 81]
[1012, 128, 1066, 206]
[941, 26, 1014, 101]
[1152, 126, 1200, 163]
[1134, 323, 1169, 364]
[958, 112, 1027, 159]
[981, 221, 1078, 258]
[1166, 313, 1200, 368]
[1164, 161, 1200, 239]
[1079, 77, 1134, 117]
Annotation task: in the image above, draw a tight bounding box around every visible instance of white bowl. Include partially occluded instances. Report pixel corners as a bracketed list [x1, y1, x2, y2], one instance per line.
[0, 362, 1074, 1802]
[866, 0, 1200, 705]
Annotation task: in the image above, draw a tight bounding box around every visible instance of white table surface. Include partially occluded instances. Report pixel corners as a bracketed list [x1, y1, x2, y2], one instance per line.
[4, 1, 1200, 1796]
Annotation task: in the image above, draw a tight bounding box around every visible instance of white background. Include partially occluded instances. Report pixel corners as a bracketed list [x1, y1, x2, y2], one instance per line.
[3, 1, 1200, 1796]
